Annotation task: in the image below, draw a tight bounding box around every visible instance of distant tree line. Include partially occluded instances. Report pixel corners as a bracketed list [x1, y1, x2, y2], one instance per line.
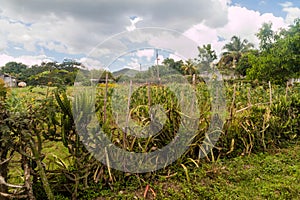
[103, 18, 300, 85]
[1, 18, 299, 86]
[0, 59, 83, 86]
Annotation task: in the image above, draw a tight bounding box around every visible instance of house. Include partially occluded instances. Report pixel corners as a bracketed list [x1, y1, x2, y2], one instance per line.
[0, 73, 17, 87]
[287, 78, 300, 86]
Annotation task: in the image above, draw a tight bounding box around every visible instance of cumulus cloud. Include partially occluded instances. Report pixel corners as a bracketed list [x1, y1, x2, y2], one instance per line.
[0, 54, 53, 67]
[0, 0, 299, 66]
[0, 0, 228, 52]
[183, 5, 287, 57]
[126, 16, 143, 31]
[78, 57, 104, 69]
[135, 49, 154, 61]
[280, 2, 300, 24]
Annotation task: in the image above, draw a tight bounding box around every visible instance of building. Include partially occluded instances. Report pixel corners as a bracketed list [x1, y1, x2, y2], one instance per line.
[0, 73, 17, 87]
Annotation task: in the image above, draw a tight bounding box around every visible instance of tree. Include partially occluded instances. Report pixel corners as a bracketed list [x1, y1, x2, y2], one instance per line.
[0, 62, 28, 82]
[20, 60, 81, 86]
[247, 18, 300, 84]
[195, 44, 217, 72]
[256, 22, 275, 51]
[219, 36, 254, 70]
[235, 50, 259, 77]
[162, 58, 184, 73]
[181, 59, 197, 76]
[0, 62, 27, 75]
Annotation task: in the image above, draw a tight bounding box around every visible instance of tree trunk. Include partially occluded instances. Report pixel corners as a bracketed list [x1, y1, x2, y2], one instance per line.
[0, 163, 8, 200]
[0, 151, 9, 200]
[22, 155, 36, 200]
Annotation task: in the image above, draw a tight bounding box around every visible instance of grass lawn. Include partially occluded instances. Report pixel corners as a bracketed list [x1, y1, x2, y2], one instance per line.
[86, 144, 300, 200]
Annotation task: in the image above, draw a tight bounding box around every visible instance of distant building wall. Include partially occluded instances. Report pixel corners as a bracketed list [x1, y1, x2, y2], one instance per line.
[288, 78, 300, 85]
[0, 74, 17, 87]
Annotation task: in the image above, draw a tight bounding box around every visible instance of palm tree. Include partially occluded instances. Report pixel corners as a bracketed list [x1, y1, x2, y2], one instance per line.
[220, 36, 254, 69]
[181, 59, 197, 76]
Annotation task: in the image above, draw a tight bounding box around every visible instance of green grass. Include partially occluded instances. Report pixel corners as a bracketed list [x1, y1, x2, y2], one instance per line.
[81, 144, 300, 200]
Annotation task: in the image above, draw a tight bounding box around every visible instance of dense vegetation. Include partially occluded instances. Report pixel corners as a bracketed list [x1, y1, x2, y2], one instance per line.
[0, 19, 299, 200]
[0, 80, 299, 199]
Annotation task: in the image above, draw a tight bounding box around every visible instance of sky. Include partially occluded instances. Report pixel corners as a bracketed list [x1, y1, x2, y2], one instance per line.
[0, 0, 300, 71]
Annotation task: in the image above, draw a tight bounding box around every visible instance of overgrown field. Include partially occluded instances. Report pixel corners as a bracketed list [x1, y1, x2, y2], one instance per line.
[0, 80, 299, 199]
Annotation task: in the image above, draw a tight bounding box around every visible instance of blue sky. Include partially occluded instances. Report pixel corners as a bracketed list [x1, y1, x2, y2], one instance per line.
[0, 0, 299, 71]
[232, 0, 300, 17]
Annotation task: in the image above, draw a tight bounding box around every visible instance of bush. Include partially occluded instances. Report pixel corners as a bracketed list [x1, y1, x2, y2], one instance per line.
[0, 78, 8, 101]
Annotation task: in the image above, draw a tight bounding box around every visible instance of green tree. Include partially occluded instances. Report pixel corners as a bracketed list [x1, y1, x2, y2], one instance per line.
[195, 44, 217, 72]
[162, 58, 184, 73]
[256, 22, 275, 51]
[219, 36, 254, 70]
[181, 59, 197, 76]
[247, 18, 300, 84]
[0, 62, 27, 75]
[0, 62, 28, 82]
[235, 50, 259, 76]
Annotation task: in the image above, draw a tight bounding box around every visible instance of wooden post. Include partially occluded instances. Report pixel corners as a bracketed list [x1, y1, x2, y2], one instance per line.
[192, 74, 196, 85]
[156, 49, 161, 85]
[247, 87, 251, 106]
[230, 84, 236, 119]
[103, 72, 109, 122]
[147, 82, 151, 109]
[124, 80, 132, 149]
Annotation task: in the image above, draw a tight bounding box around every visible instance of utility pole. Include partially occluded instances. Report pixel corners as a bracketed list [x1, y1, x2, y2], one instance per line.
[156, 49, 160, 84]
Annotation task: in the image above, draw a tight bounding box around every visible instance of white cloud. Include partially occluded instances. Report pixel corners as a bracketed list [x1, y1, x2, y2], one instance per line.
[183, 5, 287, 57]
[135, 49, 154, 61]
[79, 57, 104, 69]
[169, 53, 184, 61]
[184, 23, 219, 46]
[282, 6, 300, 24]
[0, 54, 53, 67]
[0, 0, 229, 58]
[0, 0, 299, 67]
[126, 57, 140, 70]
[280, 1, 294, 8]
[219, 6, 286, 47]
[126, 16, 143, 31]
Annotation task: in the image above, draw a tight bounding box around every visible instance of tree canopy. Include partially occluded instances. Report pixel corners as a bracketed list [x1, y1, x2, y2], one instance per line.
[247, 18, 300, 84]
[218, 36, 254, 75]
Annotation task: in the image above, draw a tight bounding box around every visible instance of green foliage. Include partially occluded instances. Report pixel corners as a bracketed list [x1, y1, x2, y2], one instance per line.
[162, 58, 184, 73]
[247, 18, 300, 84]
[0, 78, 8, 101]
[0, 59, 82, 86]
[74, 145, 300, 199]
[181, 59, 197, 75]
[54, 87, 101, 199]
[235, 50, 259, 76]
[195, 44, 217, 72]
[95, 83, 182, 152]
[218, 35, 254, 75]
[0, 61, 27, 77]
[256, 22, 276, 51]
[222, 36, 254, 55]
[2, 80, 299, 199]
